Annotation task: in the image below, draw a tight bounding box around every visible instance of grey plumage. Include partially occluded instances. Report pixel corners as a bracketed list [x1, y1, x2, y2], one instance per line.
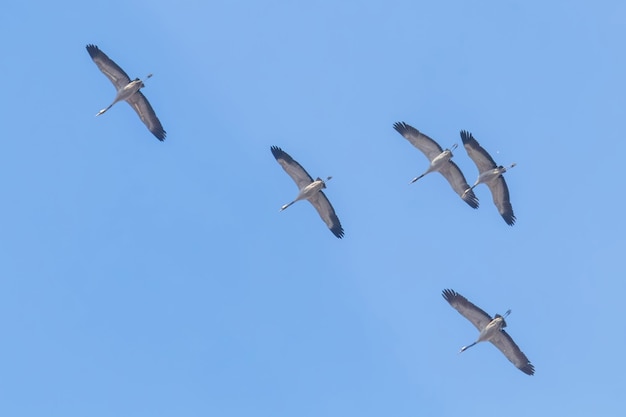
[460, 131, 516, 225]
[86, 44, 166, 141]
[271, 146, 344, 239]
[393, 122, 478, 209]
[442, 289, 534, 375]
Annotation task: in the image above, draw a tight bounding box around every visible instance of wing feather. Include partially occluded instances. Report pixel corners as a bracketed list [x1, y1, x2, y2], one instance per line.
[490, 330, 535, 375]
[486, 177, 515, 225]
[86, 44, 131, 90]
[393, 122, 444, 161]
[308, 191, 344, 239]
[460, 130, 497, 173]
[438, 162, 479, 209]
[270, 146, 314, 189]
[442, 289, 492, 331]
[126, 91, 166, 141]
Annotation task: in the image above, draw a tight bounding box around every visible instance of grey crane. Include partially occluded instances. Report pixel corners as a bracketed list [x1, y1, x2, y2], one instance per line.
[393, 122, 478, 209]
[271, 146, 344, 239]
[442, 289, 534, 375]
[460, 130, 515, 225]
[86, 44, 166, 141]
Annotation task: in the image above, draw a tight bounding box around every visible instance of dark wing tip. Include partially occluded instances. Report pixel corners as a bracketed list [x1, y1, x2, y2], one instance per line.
[270, 145, 287, 160]
[331, 224, 345, 239]
[393, 121, 412, 135]
[502, 211, 516, 226]
[86, 44, 101, 58]
[462, 189, 479, 209]
[442, 288, 460, 303]
[152, 127, 166, 141]
[460, 130, 474, 145]
[519, 362, 535, 375]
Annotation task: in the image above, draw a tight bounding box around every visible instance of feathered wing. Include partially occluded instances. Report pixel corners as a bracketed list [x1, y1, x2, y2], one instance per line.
[393, 122, 444, 161]
[490, 330, 535, 375]
[270, 146, 314, 189]
[86, 44, 131, 90]
[442, 289, 492, 331]
[308, 191, 344, 239]
[460, 130, 497, 173]
[126, 91, 166, 141]
[461, 130, 516, 224]
[438, 162, 479, 209]
[487, 177, 515, 225]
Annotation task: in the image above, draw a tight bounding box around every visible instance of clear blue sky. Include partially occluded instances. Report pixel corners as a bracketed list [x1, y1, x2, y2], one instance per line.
[1, 0, 625, 415]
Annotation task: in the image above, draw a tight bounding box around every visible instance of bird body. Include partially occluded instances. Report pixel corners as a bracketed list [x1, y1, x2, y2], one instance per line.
[472, 164, 516, 188]
[281, 177, 328, 211]
[86, 44, 166, 141]
[393, 122, 478, 209]
[460, 130, 515, 224]
[460, 310, 510, 352]
[412, 147, 455, 183]
[96, 77, 148, 116]
[442, 289, 534, 375]
[271, 146, 344, 239]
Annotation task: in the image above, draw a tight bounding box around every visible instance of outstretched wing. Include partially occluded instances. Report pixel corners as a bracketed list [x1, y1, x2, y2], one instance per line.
[308, 191, 344, 239]
[460, 130, 498, 173]
[442, 289, 492, 331]
[86, 44, 131, 90]
[126, 91, 166, 141]
[438, 161, 479, 209]
[270, 146, 314, 190]
[490, 330, 535, 375]
[393, 122, 444, 161]
[487, 177, 515, 225]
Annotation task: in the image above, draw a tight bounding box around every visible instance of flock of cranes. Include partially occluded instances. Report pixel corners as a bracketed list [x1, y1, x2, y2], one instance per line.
[393, 122, 517, 225]
[86, 44, 533, 375]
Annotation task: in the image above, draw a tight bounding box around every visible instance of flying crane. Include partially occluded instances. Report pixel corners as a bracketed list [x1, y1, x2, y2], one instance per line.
[393, 122, 478, 208]
[442, 289, 534, 375]
[271, 146, 344, 239]
[86, 44, 166, 141]
[460, 130, 516, 225]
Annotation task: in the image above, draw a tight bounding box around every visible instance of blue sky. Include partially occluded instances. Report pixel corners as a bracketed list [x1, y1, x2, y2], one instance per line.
[1, 0, 625, 415]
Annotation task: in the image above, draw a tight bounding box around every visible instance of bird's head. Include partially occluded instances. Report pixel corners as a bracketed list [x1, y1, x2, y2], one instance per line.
[443, 144, 458, 158]
[135, 74, 153, 88]
[498, 163, 516, 174]
[494, 309, 511, 328]
[315, 177, 328, 189]
[131, 78, 145, 89]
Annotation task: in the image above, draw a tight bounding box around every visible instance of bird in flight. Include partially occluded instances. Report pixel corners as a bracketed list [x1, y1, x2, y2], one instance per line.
[271, 146, 344, 239]
[460, 131, 516, 225]
[442, 289, 534, 375]
[393, 122, 478, 209]
[86, 44, 166, 141]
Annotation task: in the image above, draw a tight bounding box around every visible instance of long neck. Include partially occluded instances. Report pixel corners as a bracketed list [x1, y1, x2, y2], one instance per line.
[460, 341, 477, 352]
[280, 201, 295, 211]
[96, 104, 113, 116]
